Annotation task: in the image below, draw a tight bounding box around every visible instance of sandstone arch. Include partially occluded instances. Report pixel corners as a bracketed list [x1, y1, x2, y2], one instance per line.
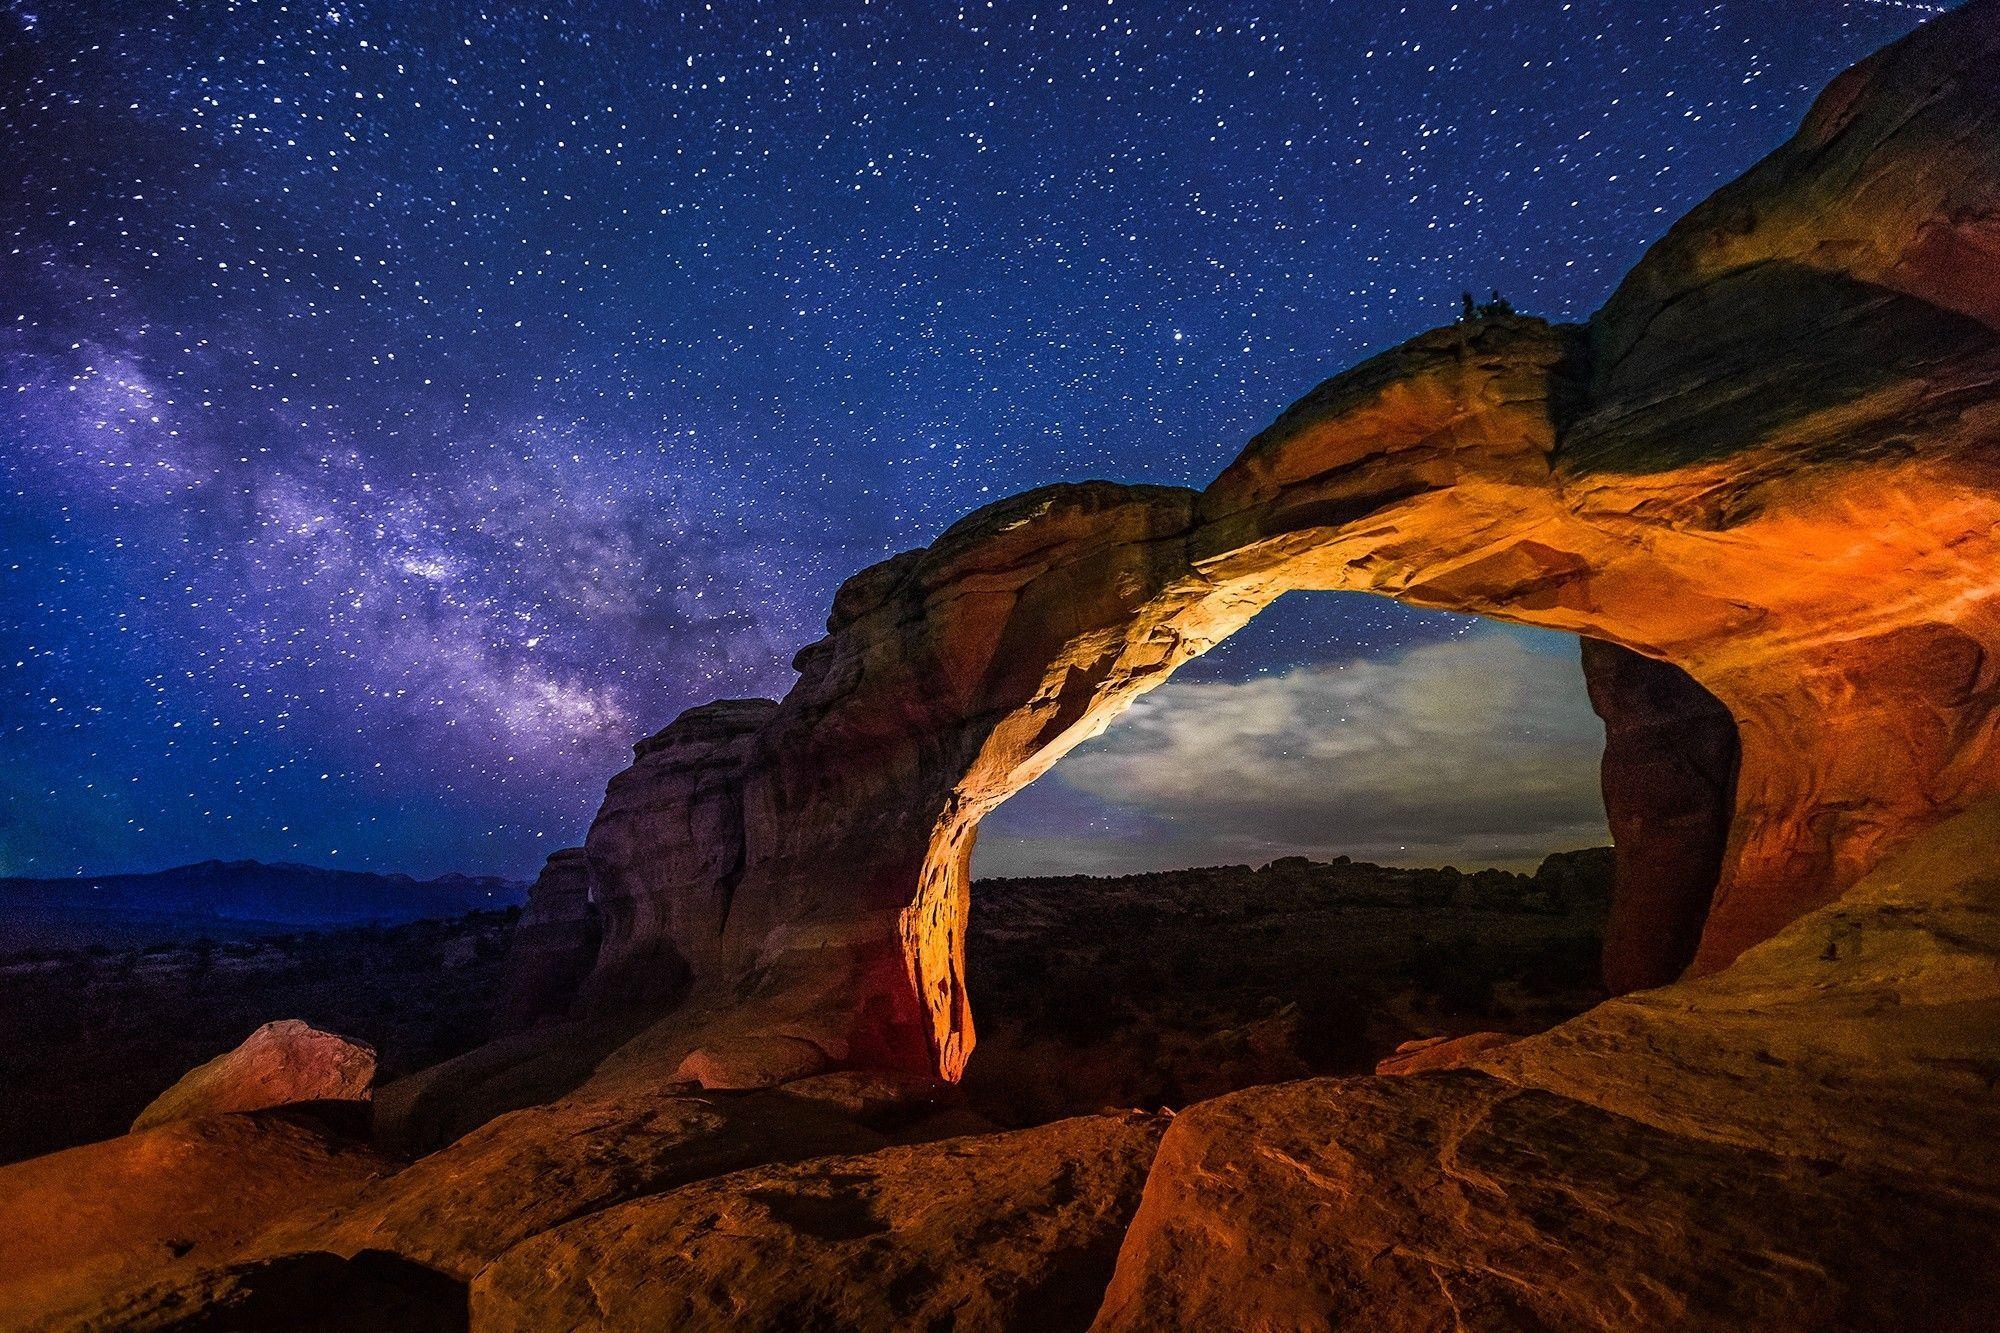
[573, 4, 2000, 1083]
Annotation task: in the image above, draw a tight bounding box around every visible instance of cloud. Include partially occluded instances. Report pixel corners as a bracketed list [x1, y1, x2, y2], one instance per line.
[973, 630, 1609, 877]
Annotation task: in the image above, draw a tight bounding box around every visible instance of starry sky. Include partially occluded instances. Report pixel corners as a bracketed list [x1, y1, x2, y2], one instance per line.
[3, 0, 1937, 881]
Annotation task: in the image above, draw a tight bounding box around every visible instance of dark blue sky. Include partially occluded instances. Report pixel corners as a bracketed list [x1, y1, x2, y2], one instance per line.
[2, 1, 1934, 878]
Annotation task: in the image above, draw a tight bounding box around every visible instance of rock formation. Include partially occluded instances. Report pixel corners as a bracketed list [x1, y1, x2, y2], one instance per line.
[491, 848, 599, 1035]
[131, 1019, 376, 1133]
[5, 6, 2000, 1329]
[58, 1251, 468, 1333]
[1582, 638, 1739, 992]
[1094, 793, 2000, 1329]
[0, 1112, 392, 1329]
[554, 0, 2000, 1086]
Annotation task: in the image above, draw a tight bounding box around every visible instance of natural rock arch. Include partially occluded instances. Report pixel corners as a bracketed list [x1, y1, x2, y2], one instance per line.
[564, 6, 2000, 1083]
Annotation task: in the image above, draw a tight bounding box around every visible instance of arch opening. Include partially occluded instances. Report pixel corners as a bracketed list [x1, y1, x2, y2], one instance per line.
[901, 586, 1741, 1083]
[972, 595, 1612, 881]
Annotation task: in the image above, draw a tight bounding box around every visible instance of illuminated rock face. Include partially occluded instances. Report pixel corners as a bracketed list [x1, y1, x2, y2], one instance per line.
[131, 1020, 376, 1133]
[575, 0, 2000, 1082]
[6, 12, 2000, 1330]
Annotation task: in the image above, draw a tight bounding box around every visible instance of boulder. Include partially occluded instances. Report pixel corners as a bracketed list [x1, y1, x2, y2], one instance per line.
[290, 1085, 892, 1281]
[132, 1020, 375, 1133]
[673, 1033, 829, 1091]
[1373, 1030, 1519, 1076]
[471, 1112, 1166, 1332]
[50, 1250, 466, 1333]
[1091, 1074, 2000, 1332]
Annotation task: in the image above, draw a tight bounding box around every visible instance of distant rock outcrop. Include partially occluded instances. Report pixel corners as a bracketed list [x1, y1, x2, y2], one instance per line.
[491, 848, 599, 1035]
[132, 1020, 376, 1133]
[0, 859, 525, 950]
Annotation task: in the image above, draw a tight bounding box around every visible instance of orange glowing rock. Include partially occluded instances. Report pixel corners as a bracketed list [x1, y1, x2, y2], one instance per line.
[131, 1019, 376, 1134]
[0, 1112, 390, 1329]
[1373, 1030, 1520, 1076]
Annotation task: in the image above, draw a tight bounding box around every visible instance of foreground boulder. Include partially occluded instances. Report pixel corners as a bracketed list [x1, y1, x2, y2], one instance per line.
[0, 1112, 392, 1329]
[54, 1250, 466, 1333]
[1094, 1073, 2000, 1332]
[472, 1113, 1166, 1332]
[132, 1019, 376, 1133]
[290, 1084, 901, 1281]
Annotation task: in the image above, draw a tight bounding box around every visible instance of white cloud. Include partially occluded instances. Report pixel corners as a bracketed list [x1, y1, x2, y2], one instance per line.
[974, 630, 1609, 877]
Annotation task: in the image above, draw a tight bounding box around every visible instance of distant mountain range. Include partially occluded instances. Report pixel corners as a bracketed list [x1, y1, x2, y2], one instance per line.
[0, 859, 529, 951]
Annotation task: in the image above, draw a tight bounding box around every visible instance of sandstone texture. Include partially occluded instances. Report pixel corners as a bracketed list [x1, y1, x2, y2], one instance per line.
[1094, 1073, 2000, 1332]
[8, 7, 2000, 1331]
[131, 1019, 376, 1133]
[293, 1084, 895, 1281]
[471, 1113, 1165, 1332]
[1373, 1030, 1519, 1076]
[775, 1068, 959, 1128]
[673, 1031, 829, 1090]
[55, 1250, 467, 1333]
[0, 1111, 392, 1329]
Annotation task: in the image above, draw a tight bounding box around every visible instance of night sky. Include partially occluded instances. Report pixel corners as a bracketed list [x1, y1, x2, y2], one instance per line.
[4, 1, 1936, 881]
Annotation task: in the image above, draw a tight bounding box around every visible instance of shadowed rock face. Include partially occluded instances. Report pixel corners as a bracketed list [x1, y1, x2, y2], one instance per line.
[492, 848, 599, 1036]
[566, 0, 2000, 1084]
[1583, 639, 1739, 993]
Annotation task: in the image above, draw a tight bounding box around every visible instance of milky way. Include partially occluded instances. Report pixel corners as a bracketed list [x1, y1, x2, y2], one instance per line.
[2, 1, 1928, 878]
